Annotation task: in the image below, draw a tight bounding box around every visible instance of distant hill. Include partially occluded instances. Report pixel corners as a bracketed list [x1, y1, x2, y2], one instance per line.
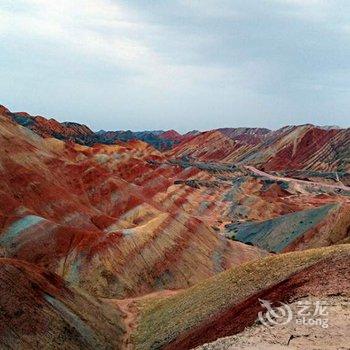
[3, 104, 348, 171]
[0, 104, 349, 349]
[170, 124, 350, 172]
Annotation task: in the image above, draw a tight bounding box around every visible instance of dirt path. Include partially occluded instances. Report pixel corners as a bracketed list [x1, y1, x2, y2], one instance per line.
[104, 289, 181, 349]
[245, 166, 350, 192]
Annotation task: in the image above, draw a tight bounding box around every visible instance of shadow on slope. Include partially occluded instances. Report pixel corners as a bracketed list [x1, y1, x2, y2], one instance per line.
[132, 244, 350, 349]
[0, 258, 124, 349]
[225, 203, 350, 252]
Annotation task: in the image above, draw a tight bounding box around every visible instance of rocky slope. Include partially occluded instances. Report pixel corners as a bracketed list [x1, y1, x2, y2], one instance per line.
[131, 245, 350, 349]
[0, 105, 349, 349]
[4, 104, 349, 171]
[195, 295, 350, 350]
[169, 124, 350, 172]
[0, 105, 194, 150]
[0, 110, 267, 299]
[218, 127, 272, 145]
[0, 258, 125, 349]
[1, 105, 94, 142]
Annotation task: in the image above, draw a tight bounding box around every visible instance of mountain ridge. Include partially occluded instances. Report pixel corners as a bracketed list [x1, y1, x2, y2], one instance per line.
[2, 105, 348, 166]
[0, 103, 349, 349]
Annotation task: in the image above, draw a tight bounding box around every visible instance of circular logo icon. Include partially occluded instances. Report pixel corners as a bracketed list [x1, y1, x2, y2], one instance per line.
[258, 298, 293, 326]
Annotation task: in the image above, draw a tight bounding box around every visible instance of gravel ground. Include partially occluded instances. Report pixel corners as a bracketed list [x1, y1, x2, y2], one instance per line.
[194, 296, 350, 350]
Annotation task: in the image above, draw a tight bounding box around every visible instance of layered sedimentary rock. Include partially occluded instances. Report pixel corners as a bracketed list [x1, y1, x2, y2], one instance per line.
[132, 245, 350, 349]
[0, 105, 349, 349]
[170, 124, 350, 172]
[0, 112, 266, 299]
[0, 258, 125, 349]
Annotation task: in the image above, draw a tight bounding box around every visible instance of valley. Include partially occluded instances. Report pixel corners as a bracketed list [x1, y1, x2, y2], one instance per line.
[0, 105, 349, 349]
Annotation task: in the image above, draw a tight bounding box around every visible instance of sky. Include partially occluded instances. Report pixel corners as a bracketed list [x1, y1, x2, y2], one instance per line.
[1, 0, 350, 132]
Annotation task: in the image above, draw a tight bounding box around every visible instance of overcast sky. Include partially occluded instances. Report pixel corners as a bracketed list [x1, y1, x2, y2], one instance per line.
[1, 0, 350, 132]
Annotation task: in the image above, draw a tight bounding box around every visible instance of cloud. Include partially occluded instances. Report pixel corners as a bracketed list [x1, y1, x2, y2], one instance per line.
[0, 0, 157, 69]
[0, 0, 350, 131]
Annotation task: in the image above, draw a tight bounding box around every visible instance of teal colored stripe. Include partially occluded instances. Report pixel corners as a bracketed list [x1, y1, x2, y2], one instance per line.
[0, 215, 45, 246]
[227, 203, 338, 252]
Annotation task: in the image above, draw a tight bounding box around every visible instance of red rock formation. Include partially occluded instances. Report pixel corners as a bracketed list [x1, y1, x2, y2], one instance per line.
[218, 127, 271, 145]
[1, 104, 93, 141]
[0, 110, 267, 299]
[0, 105, 349, 349]
[0, 258, 124, 349]
[170, 124, 350, 172]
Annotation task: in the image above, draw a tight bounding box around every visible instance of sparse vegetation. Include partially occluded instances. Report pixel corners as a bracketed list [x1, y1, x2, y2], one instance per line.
[133, 245, 350, 349]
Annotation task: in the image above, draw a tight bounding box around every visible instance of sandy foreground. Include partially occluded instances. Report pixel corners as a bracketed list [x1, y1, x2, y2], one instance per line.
[195, 296, 350, 350]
